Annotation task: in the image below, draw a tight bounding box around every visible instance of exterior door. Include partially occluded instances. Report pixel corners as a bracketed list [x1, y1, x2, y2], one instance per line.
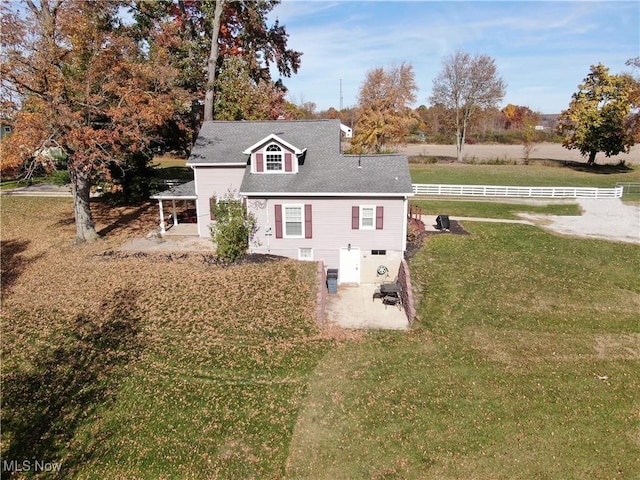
[339, 247, 361, 284]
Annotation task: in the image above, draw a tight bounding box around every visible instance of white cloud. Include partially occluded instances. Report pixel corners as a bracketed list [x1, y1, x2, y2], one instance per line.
[270, 1, 639, 113]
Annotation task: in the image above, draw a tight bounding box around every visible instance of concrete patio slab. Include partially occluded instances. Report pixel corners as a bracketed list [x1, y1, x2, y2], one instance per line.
[324, 283, 409, 330]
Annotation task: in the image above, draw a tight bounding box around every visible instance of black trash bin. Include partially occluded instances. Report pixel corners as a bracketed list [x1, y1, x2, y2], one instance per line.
[327, 269, 338, 294]
[436, 214, 450, 230]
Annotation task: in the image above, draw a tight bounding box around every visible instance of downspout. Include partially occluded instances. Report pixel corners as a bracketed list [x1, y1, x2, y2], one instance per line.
[402, 196, 408, 253]
[266, 199, 270, 252]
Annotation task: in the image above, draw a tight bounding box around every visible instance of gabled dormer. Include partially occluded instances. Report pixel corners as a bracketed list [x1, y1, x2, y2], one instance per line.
[243, 134, 304, 174]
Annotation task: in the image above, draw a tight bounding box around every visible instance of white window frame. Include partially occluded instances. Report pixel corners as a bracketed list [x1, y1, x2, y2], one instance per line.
[283, 204, 304, 238]
[359, 205, 375, 230]
[298, 247, 313, 261]
[265, 143, 283, 172]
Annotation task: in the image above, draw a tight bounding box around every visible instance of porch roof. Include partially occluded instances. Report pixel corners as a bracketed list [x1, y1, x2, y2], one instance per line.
[151, 180, 197, 200]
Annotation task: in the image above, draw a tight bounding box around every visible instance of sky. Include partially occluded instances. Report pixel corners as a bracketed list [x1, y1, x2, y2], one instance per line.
[268, 0, 640, 114]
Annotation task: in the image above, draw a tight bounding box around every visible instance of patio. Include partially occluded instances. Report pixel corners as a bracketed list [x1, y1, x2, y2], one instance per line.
[324, 283, 409, 330]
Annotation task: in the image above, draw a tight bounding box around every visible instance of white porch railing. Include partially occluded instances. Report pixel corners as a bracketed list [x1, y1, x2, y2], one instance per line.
[412, 184, 624, 199]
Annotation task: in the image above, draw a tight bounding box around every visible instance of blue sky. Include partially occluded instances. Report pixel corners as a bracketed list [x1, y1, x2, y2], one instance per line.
[268, 1, 639, 113]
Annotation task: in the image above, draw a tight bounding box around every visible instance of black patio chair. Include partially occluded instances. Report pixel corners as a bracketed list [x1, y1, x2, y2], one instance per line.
[372, 289, 384, 302]
[382, 295, 401, 310]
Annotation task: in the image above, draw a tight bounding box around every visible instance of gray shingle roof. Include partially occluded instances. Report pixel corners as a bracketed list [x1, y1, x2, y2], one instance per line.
[187, 119, 413, 196]
[187, 119, 341, 165]
[240, 154, 413, 195]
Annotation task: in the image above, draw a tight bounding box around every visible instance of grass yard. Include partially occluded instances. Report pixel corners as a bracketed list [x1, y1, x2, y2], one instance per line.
[410, 162, 640, 188]
[152, 154, 188, 168]
[2, 189, 639, 478]
[287, 223, 640, 479]
[1, 197, 332, 479]
[411, 199, 582, 219]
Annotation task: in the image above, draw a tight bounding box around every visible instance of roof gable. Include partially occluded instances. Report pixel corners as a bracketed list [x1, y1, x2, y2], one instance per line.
[242, 134, 303, 155]
[186, 119, 341, 166]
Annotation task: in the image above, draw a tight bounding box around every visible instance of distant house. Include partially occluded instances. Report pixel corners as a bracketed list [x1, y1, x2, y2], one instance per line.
[152, 119, 414, 284]
[0, 121, 13, 140]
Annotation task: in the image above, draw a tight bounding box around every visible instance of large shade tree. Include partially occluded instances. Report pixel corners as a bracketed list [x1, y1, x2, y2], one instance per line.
[352, 62, 418, 153]
[1, 0, 189, 243]
[214, 56, 286, 120]
[430, 51, 506, 162]
[557, 63, 636, 165]
[130, 0, 302, 121]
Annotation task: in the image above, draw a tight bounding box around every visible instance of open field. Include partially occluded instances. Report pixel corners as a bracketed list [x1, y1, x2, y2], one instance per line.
[400, 142, 640, 165]
[409, 161, 640, 190]
[2, 164, 639, 478]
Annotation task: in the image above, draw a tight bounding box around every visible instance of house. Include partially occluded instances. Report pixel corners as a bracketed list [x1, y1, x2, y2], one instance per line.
[152, 119, 414, 284]
[0, 121, 13, 140]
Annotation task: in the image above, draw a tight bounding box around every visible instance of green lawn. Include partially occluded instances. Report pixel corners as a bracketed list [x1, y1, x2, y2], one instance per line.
[2, 176, 639, 478]
[410, 163, 640, 188]
[411, 199, 582, 219]
[287, 224, 640, 479]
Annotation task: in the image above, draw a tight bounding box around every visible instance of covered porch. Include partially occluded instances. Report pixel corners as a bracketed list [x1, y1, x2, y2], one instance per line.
[150, 180, 198, 235]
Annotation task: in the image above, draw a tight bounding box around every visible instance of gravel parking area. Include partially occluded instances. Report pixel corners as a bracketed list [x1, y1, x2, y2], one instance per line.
[518, 198, 639, 244]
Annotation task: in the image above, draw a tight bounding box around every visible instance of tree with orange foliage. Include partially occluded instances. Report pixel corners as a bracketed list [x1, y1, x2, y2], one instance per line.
[1, 0, 189, 243]
[501, 104, 536, 131]
[353, 63, 418, 153]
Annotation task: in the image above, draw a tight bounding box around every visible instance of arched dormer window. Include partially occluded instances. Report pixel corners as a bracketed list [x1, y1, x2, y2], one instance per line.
[265, 144, 283, 171]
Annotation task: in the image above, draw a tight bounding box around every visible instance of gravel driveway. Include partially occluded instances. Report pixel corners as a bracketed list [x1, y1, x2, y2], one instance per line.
[518, 198, 640, 244]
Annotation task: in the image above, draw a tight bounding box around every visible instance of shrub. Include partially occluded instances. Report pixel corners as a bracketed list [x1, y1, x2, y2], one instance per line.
[45, 169, 71, 186]
[210, 194, 257, 262]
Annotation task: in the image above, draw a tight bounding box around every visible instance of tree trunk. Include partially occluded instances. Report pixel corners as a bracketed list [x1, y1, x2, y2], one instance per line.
[455, 130, 463, 162]
[455, 107, 465, 162]
[203, 0, 225, 121]
[69, 167, 99, 244]
[588, 150, 597, 165]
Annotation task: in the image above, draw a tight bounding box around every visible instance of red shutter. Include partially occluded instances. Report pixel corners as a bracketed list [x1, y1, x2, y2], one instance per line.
[352, 206, 359, 229]
[274, 204, 283, 238]
[255, 153, 264, 172]
[285, 152, 293, 172]
[376, 206, 384, 230]
[305, 204, 312, 238]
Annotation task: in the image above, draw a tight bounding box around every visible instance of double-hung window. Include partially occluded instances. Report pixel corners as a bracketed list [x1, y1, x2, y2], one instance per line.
[359, 206, 375, 230]
[284, 205, 303, 237]
[266, 144, 283, 171]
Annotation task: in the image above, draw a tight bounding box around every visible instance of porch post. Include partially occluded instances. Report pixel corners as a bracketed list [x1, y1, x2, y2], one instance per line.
[172, 199, 178, 225]
[158, 200, 166, 234]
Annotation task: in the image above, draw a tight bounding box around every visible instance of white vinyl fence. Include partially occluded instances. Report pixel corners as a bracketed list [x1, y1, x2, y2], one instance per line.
[412, 184, 624, 199]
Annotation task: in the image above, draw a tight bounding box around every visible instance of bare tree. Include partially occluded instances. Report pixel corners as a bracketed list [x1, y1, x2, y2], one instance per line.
[522, 110, 540, 165]
[430, 51, 506, 161]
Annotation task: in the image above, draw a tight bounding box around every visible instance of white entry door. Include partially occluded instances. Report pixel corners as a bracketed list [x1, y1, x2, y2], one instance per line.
[339, 247, 361, 284]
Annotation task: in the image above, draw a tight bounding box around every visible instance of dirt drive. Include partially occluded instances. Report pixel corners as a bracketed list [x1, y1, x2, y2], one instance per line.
[399, 142, 640, 164]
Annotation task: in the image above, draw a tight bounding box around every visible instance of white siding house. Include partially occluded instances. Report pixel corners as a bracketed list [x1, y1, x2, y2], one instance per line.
[154, 119, 414, 284]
